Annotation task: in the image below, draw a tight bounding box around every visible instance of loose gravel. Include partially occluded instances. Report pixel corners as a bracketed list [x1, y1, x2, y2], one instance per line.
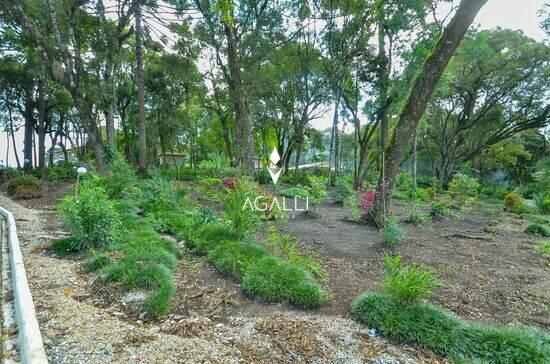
[0, 193, 445, 363]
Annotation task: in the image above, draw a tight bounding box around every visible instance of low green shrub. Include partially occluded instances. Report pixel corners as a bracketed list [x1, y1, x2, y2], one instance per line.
[306, 175, 326, 212]
[381, 254, 439, 305]
[331, 176, 354, 203]
[242, 256, 323, 308]
[255, 168, 271, 184]
[429, 198, 453, 219]
[280, 187, 310, 198]
[524, 223, 550, 237]
[198, 177, 221, 186]
[343, 193, 360, 220]
[404, 205, 429, 225]
[448, 173, 480, 205]
[533, 192, 550, 214]
[503, 192, 526, 213]
[396, 172, 415, 191]
[140, 174, 184, 213]
[381, 217, 405, 245]
[58, 181, 121, 251]
[209, 240, 268, 278]
[409, 188, 431, 202]
[536, 241, 550, 256]
[352, 293, 549, 363]
[6, 175, 43, 199]
[392, 192, 409, 201]
[182, 223, 234, 254]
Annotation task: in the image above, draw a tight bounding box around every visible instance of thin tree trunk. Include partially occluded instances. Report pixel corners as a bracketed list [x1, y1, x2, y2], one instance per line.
[38, 77, 46, 168]
[223, 21, 254, 177]
[135, 5, 147, 174]
[7, 101, 21, 168]
[372, 0, 487, 223]
[23, 83, 34, 170]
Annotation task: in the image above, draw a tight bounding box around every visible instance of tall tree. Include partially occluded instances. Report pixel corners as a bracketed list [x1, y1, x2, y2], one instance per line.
[372, 0, 487, 222]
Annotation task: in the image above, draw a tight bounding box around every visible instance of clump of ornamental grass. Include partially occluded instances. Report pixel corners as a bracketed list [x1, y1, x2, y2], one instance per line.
[6, 174, 43, 199]
[381, 254, 440, 305]
[280, 187, 310, 198]
[242, 256, 324, 308]
[221, 178, 261, 238]
[404, 205, 429, 225]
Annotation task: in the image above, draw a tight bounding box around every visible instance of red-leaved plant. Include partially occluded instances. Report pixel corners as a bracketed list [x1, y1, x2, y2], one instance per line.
[222, 177, 236, 190]
[360, 189, 375, 212]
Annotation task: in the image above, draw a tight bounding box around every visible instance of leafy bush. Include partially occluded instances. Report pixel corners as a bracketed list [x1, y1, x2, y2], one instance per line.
[448, 173, 480, 204]
[430, 198, 453, 219]
[343, 193, 360, 220]
[409, 188, 431, 202]
[254, 168, 271, 184]
[503, 192, 526, 213]
[242, 256, 324, 308]
[6, 175, 43, 199]
[140, 175, 183, 213]
[404, 205, 429, 225]
[208, 240, 268, 278]
[381, 217, 406, 246]
[58, 181, 121, 252]
[533, 192, 550, 214]
[280, 187, 310, 198]
[352, 293, 549, 363]
[396, 172, 415, 191]
[331, 176, 354, 203]
[305, 175, 326, 212]
[222, 178, 260, 238]
[524, 223, 549, 237]
[198, 177, 221, 186]
[392, 192, 409, 201]
[0, 167, 22, 183]
[381, 254, 439, 305]
[198, 154, 235, 176]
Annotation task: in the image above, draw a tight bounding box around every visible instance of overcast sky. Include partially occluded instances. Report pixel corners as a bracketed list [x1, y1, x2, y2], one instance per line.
[1, 0, 548, 166]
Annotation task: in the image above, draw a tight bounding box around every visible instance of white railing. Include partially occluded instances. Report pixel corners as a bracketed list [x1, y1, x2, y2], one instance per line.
[0, 205, 48, 363]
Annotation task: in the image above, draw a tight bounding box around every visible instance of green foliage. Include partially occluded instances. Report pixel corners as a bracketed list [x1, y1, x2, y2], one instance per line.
[448, 173, 480, 203]
[58, 181, 121, 252]
[343, 193, 360, 220]
[184, 223, 234, 254]
[242, 256, 324, 308]
[280, 187, 310, 198]
[6, 174, 43, 199]
[221, 178, 261, 238]
[266, 226, 327, 280]
[503, 192, 526, 213]
[533, 192, 550, 214]
[208, 240, 268, 278]
[140, 174, 184, 213]
[381, 254, 440, 305]
[429, 198, 453, 219]
[254, 168, 271, 184]
[404, 205, 429, 225]
[352, 293, 550, 363]
[524, 223, 550, 237]
[305, 175, 326, 211]
[381, 217, 406, 246]
[331, 176, 355, 203]
[396, 172, 415, 191]
[535, 241, 550, 256]
[198, 177, 221, 186]
[198, 153, 235, 176]
[409, 188, 432, 202]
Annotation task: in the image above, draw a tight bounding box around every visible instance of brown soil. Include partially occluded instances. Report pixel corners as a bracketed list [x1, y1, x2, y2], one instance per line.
[3, 179, 547, 361]
[279, 198, 550, 329]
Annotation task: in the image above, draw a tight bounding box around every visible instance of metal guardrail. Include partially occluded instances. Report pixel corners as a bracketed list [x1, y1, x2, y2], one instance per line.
[0, 205, 48, 363]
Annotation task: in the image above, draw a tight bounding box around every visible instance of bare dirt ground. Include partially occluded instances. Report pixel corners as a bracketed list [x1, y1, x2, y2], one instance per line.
[0, 181, 444, 363]
[279, 198, 550, 330]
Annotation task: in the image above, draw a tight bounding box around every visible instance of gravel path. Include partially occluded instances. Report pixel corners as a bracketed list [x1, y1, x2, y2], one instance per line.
[0, 193, 445, 363]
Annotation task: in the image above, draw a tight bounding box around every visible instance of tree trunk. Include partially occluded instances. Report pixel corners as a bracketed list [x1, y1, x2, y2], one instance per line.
[328, 92, 341, 183]
[377, 16, 390, 170]
[6, 101, 21, 168]
[23, 83, 34, 170]
[135, 5, 147, 175]
[372, 0, 487, 223]
[223, 21, 254, 177]
[37, 78, 46, 168]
